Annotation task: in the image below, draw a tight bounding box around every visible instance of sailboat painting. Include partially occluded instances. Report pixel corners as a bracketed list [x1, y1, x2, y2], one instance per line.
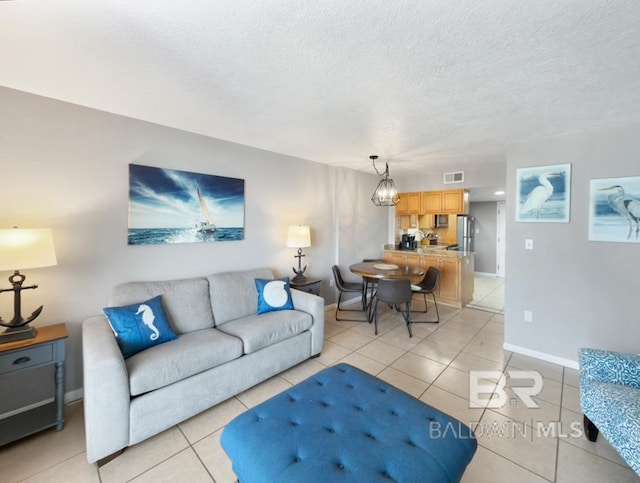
[516, 164, 571, 223]
[128, 164, 244, 245]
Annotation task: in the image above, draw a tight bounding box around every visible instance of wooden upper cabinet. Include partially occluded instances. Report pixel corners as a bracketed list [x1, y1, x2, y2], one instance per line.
[396, 193, 409, 215]
[407, 192, 420, 214]
[398, 189, 468, 215]
[442, 190, 464, 213]
[396, 192, 420, 215]
[421, 192, 442, 213]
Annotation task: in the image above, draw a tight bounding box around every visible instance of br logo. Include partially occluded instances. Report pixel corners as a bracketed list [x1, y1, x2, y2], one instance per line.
[469, 371, 543, 409]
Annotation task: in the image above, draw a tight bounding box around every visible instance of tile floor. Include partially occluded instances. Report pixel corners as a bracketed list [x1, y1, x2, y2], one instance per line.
[466, 273, 504, 314]
[1, 283, 638, 482]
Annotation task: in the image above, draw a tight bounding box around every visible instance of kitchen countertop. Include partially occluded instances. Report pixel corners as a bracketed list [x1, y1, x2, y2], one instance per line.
[384, 247, 473, 259]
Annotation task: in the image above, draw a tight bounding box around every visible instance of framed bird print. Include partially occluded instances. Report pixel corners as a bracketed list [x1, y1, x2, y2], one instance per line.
[589, 175, 640, 243]
[516, 164, 571, 222]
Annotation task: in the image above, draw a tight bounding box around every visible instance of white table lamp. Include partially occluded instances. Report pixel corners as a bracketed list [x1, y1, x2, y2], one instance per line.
[286, 225, 311, 283]
[0, 228, 57, 342]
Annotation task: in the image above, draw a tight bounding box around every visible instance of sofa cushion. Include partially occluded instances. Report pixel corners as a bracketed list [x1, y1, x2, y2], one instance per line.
[255, 277, 295, 314]
[126, 328, 243, 396]
[109, 278, 215, 334]
[217, 310, 312, 354]
[103, 295, 177, 358]
[208, 268, 273, 325]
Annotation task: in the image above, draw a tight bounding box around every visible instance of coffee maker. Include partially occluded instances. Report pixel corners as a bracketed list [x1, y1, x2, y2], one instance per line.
[400, 234, 416, 250]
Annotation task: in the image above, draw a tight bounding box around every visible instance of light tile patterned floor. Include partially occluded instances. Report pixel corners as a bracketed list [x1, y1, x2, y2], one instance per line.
[1, 292, 638, 482]
[467, 273, 505, 314]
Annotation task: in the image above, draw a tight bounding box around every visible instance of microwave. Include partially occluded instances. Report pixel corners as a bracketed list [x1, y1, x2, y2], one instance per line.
[434, 214, 449, 227]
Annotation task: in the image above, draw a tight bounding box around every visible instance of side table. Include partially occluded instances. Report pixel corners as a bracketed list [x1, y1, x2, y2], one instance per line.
[0, 323, 68, 446]
[289, 278, 322, 296]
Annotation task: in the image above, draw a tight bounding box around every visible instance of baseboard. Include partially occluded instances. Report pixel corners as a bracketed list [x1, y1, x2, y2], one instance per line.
[65, 388, 83, 404]
[503, 343, 579, 370]
[474, 271, 499, 277]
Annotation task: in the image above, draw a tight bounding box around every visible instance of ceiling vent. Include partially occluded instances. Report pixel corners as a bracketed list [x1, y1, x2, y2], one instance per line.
[443, 171, 464, 184]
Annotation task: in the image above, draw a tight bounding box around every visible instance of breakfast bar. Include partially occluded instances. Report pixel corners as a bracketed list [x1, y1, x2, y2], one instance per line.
[383, 247, 474, 308]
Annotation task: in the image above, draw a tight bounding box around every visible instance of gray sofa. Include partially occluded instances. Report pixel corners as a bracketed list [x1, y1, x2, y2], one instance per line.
[82, 268, 325, 464]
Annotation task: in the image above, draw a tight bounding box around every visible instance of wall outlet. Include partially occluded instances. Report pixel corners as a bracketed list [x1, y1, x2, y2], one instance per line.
[525, 239, 534, 250]
[329, 279, 335, 287]
[524, 310, 533, 322]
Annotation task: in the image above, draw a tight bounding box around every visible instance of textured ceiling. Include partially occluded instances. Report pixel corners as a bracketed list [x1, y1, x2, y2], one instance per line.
[2, 0, 640, 182]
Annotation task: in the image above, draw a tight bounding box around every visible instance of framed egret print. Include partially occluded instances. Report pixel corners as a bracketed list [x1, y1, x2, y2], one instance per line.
[589, 175, 640, 243]
[128, 164, 245, 245]
[516, 164, 571, 222]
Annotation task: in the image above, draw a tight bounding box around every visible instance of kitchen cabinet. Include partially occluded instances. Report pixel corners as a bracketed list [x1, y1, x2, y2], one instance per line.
[396, 193, 408, 214]
[436, 257, 459, 300]
[426, 189, 467, 214]
[421, 192, 442, 213]
[442, 190, 466, 213]
[383, 250, 474, 308]
[399, 189, 468, 215]
[396, 192, 420, 215]
[407, 193, 420, 214]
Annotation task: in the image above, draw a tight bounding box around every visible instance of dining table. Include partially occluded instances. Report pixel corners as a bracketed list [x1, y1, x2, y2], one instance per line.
[349, 261, 425, 322]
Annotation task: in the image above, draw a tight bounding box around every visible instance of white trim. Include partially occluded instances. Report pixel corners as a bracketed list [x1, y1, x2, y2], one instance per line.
[503, 343, 579, 370]
[65, 388, 84, 404]
[474, 271, 500, 277]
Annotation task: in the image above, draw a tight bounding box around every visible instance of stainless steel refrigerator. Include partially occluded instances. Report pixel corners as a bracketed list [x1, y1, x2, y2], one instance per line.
[456, 215, 475, 252]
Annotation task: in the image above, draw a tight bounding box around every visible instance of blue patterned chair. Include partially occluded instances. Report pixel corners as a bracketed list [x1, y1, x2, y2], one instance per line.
[579, 348, 640, 476]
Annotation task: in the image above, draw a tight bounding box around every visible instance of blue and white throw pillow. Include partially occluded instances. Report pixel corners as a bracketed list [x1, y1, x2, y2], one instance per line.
[255, 277, 295, 314]
[103, 295, 177, 358]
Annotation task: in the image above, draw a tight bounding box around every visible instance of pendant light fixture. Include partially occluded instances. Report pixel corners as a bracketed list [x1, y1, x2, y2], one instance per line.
[370, 155, 400, 206]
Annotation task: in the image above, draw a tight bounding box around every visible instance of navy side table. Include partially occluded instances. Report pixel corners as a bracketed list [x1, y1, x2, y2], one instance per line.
[289, 278, 321, 296]
[0, 323, 67, 446]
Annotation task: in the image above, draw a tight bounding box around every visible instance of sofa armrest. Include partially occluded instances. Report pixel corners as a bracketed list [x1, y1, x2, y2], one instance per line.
[579, 348, 640, 389]
[82, 316, 131, 463]
[291, 289, 325, 356]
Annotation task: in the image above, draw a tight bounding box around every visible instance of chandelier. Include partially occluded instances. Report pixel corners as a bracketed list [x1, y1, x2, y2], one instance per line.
[370, 155, 399, 206]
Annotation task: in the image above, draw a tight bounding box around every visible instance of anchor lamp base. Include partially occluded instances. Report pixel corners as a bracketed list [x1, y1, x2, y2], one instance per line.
[0, 325, 37, 344]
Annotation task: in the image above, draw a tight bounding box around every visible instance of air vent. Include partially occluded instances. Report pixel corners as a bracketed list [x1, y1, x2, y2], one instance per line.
[443, 171, 464, 184]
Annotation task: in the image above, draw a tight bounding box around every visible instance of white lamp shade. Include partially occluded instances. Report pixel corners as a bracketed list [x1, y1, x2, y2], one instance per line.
[286, 225, 311, 248]
[0, 228, 58, 271]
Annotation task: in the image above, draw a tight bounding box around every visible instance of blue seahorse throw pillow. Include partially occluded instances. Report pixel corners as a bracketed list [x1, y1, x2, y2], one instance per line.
[103, 295, 177, 358]
[255, 277, 295, 314]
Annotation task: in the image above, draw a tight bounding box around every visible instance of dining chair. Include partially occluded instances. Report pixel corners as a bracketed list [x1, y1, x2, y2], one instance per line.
[331, 265, 367, 322]
[410, 266, 440, 324]
[373, 278, 414, 337]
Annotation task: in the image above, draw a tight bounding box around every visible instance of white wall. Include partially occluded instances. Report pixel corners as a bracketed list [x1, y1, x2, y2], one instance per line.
[0, 87, 387, 395]
[504, 121, 640, 366]
[397, 162, 506, 193]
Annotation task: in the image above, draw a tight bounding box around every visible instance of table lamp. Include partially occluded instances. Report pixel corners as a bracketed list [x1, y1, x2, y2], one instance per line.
[0, 228, 57, 343]
[286, 225, 311, 283]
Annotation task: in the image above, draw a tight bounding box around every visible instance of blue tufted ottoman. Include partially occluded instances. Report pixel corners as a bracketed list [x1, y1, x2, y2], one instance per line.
[221, 363, 477, 482]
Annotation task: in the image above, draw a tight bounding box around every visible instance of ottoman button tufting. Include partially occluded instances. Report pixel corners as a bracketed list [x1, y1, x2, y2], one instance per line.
[221, 363, 477, 482]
